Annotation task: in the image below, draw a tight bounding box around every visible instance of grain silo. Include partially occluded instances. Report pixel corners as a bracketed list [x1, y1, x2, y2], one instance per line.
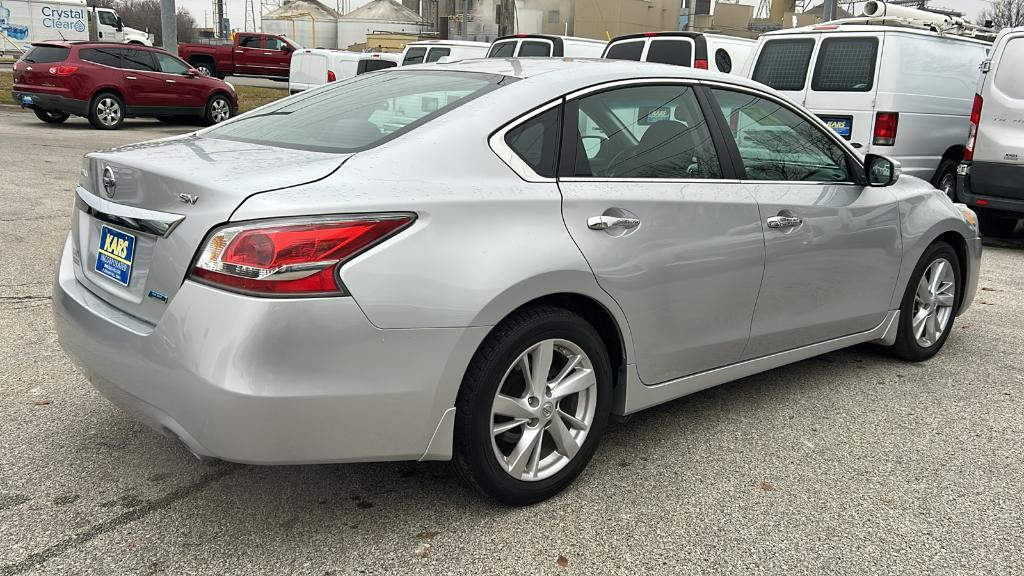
[337, 0, 426, 51]
[263, 0, 343, 49]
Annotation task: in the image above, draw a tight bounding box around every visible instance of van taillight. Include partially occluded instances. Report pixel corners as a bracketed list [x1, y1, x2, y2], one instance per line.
[327, 69, 336, 82]
[48, 65, 78, 76]
[965, 94, 983, 161]
[694, 59, 709, 70]
[873, 112, 899, 146]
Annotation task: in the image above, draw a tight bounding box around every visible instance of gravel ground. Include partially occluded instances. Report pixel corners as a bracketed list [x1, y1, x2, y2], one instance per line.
[1, 106, 1022, 575]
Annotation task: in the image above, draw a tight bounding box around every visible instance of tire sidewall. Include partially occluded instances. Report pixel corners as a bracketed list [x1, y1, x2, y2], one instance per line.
[89, 92, 125, 130]
[205, 95, 231, 125]
[458, 311, 612, 505]
[895, 242, 961, 361]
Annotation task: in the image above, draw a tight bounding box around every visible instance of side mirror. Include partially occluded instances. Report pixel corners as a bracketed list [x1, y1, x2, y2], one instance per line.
[864, 154, 901, 187]
[187, 68, 198, 77]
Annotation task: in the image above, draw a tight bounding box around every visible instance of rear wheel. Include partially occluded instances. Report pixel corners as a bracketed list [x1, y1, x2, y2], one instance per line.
[890, 242, 961, 362]
[204, 95, 232, 125]
[88, 92, 125, 130]
[977, 210, 1019, 237]
[933, 159, 958, 202]
[33, 109, 69, 124]
[453, 306, 612, 506]
[192, 60, 216, 77]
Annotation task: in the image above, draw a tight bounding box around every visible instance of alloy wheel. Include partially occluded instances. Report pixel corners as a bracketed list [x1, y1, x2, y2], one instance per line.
[490, 338, 598, 482]
[912, 258, 956, 347]
[96, 97, 121, 127]
[211, 99, 230, 123]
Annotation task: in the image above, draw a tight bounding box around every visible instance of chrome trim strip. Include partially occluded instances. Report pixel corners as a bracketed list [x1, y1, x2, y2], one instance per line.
[488, 98, 562, 183]
[74, 186, 185, 238]
[564, 76, 699, 101]
[559, 177, 743, 184]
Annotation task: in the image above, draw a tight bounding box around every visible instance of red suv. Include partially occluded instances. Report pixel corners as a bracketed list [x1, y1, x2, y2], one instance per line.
[11, 42, 239, 130]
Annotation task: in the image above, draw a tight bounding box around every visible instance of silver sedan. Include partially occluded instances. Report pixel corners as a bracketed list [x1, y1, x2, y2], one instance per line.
[54, 59, 981, 505]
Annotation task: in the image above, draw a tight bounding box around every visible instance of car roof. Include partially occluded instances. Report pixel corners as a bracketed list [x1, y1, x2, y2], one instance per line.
[406, 40, 490, 48]
[32, 40, 166, 51]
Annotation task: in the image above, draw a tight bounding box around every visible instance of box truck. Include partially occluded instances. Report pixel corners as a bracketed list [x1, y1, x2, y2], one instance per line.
[0, 0, 152, 54]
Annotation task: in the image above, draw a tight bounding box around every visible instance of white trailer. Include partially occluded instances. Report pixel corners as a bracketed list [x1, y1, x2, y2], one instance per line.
[0, 0, 152, 54]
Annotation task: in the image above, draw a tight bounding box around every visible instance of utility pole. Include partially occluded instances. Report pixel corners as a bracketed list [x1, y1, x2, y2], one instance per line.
[161, 0, 178, 54]
[823, 0, 837, 21]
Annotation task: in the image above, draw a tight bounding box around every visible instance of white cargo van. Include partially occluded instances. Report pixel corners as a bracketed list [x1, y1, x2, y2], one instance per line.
[956, 26, 1024, 236]
[486, 34, 606, 58]
[288, 50, 399, 94]
[399, 40, 489, 65]
[603, 31, 754, 74]
[746, 1, 991, 189]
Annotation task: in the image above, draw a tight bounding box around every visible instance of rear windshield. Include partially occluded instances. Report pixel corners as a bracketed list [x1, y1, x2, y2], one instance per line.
[605, 40, 644, 61]
[811, 37, 879, 92]
[519, 41, 552, 57]
[647, 39, 692, 66]
[488, 41, 516, 58]
[21, 45, 69, 63]
[204, 71, 506, 153]
[753, 38, 815, 91]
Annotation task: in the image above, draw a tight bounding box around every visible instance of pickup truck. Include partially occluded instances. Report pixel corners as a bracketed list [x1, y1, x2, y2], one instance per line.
[177, 32, 300, 79]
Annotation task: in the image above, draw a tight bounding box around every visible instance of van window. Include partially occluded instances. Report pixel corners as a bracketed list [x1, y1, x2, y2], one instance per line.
[994, 38, 1024, 99]
[488, 41, 517, 57]
[605, 40, 644, 61]
[426, 48, 451, 62]
[21, 45, 69, 63]
[811, 37, 878, 92]
[403, 47, 427, 65]
[357, 59, 396, 74]
[505, 106, 561, 177]
[647, 39, 691, 66]
[753, 39, 815, 91]
[715, 49, 732, 73]
[79, 47, 121, 68]
[519, 41, 552, 57]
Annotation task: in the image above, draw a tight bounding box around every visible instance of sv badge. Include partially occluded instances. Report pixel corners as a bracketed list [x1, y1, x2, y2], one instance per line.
[179, 193, 199, 205]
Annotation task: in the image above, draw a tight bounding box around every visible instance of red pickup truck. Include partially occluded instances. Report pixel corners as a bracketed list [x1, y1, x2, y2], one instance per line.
[178, 33, 300, 79]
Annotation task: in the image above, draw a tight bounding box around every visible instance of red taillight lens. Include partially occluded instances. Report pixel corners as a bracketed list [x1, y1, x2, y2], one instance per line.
[873, 112, 899, 146]
[190, 215, 414, 296]
[48, 65, 78, 76]
[327, 69, 336, 82]
[694, 59, 709, 70]
[965, 94, 983, 161]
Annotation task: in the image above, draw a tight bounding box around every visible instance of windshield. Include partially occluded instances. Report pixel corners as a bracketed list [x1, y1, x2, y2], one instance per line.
[204, 71, 506, 153]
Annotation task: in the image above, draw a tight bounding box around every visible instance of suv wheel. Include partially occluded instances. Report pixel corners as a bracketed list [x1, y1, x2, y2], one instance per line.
[204, 95, 232, 125]
[88, 92, 125, 130]
[453, 306, 612, 506]
[978, 210, 1019, 238]
[890, 242, 961, 362]
[33, 109, 70, 124]
[933, 159, 957, 202]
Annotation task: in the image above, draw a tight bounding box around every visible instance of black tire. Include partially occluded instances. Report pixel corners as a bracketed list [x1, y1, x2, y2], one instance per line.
[890, 241, 962, 362]
[977, 210, 1019, 238]
[453, 306, 613, 506]
[192, 60, 216, 78]
[933, 159, 958, 202]
[87, 92, 125, 130]
[203, 94, 232, 126]
[33, 109, 70, 124]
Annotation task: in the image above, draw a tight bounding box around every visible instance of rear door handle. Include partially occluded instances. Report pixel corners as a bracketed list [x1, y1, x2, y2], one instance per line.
[588, 215, 641, 230]
[165, 79, 175, 83]
[766, 216, 803, 229]
[125, 76, 137, 80]
[263, 52, 273, 55]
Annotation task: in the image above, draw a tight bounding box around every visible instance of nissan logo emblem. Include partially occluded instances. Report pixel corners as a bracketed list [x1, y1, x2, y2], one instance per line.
[102, 166, 116, 198]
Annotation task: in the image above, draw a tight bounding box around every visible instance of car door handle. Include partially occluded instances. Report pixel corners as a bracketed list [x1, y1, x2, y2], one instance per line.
[165, 79, 175, 83]
[588, 215, 641, 230]
[263, 52, 273, 55]
[125, 76, 137, 80]
[766, 216, 803, 229]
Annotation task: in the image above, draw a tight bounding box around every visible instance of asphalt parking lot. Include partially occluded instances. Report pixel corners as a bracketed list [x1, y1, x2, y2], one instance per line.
[1, 105, 1023, 575]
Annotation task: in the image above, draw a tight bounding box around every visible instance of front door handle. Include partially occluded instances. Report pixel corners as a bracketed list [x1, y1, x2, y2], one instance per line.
[588, 215, 641, 230]
[766, 215, 803, 229]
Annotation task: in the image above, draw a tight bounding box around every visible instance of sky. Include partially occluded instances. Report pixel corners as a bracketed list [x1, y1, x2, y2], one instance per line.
[171, 0, 993, 34]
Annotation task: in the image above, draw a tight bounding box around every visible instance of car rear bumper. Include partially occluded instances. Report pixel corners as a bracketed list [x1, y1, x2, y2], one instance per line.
[53, 234, 487, 464]
[957, 161, 1024, 217]
[12, 90, 89, 116]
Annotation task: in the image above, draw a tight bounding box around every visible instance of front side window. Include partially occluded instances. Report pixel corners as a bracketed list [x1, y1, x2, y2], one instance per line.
[711, 88, 850, 182]
[487, 41, 516, 58]
[403, 47, 427, 65]
[156, 52, 190, 75]
[811, 37, 879, 92]
[752, 38, 815, 91]
[646, 39, 692, 66]
[505, 106, 561, 177]
[97, 10, 119, 26]
[518, 41, 552, 57]
[79, 47, 121, 68]
[573, 84, 722, 179]
[205, 71, 503, 153]
[425, 48, 451, 62]
[120, 49, 157, 72]
[238, 35, 261, 48]
[604, 40, 644, 61]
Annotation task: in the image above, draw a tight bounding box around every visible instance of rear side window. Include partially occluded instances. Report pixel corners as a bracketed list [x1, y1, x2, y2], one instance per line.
[647, 39, 691, 66]
[753, 39, 815, 91]
[715, 48, 732, 73]
[811, 37, 879, 92]
[488, 41, 516, 57]
[403, 47, 427, 65]
[994, 38, 1024, 99]
[426, 48, 451, 62]
[79, 47, 121, 68]
[120, 49, 157, 72]
[21, 45, 69, 63]
[519, 41, 551, 57]
[605, 40, 644, 61]
[357, 59, 396, 74]
[505, 106, 561, 177]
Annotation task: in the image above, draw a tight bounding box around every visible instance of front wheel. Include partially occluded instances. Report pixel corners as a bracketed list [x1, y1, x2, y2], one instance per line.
[87, 92, 125, 130]
[204, 95, 232, 125]
[453, 307, 612, 505]
[33, 109, 70, 124]
[890, 242, 961, 362]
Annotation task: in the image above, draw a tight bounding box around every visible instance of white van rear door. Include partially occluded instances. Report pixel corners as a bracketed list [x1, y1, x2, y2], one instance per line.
[290, 50, 328, 91]
[750, 35, 819, 105]
[975, 33, 1024, 166]
[802, 33, 882, 149]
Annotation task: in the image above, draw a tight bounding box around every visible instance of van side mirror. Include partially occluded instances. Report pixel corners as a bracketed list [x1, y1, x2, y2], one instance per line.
[865, 154, 900, 187]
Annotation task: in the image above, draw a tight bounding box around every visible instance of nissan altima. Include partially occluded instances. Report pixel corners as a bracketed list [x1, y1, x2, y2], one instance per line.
[54, 58, 981, 505]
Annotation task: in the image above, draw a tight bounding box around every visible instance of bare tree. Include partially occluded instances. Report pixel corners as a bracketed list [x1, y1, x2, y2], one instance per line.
[979, 0, 1024, 29]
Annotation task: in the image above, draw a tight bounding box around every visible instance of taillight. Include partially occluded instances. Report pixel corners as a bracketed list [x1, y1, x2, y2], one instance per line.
[48, 65, 78, 76]
[873, 112, 899, 146]
[965, 94, 983, 161]
[694, 59, 709, 70]
[327, 69, 336, 82]
[190, 214, 414, 296]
